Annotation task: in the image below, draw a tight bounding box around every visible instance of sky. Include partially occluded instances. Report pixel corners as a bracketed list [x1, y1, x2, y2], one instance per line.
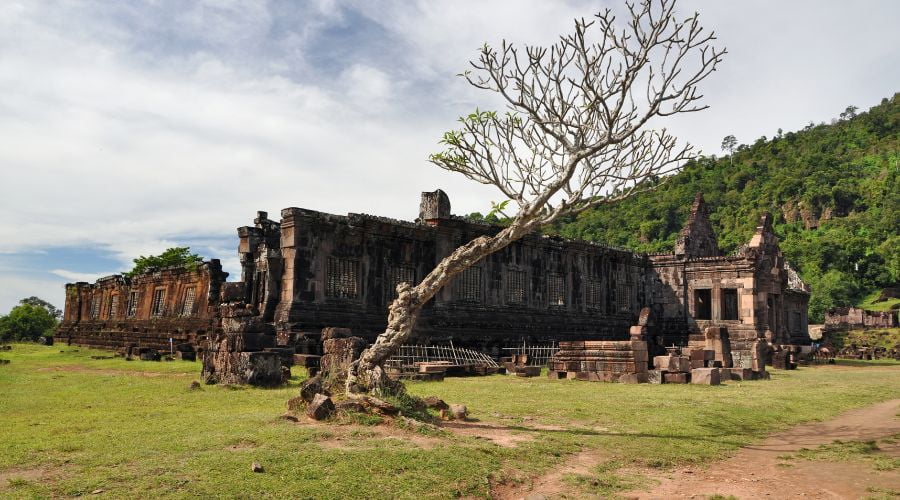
[1, 0, 898, 314]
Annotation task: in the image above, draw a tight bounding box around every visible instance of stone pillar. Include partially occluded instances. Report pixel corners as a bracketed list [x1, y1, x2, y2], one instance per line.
[419, 189, 451, 221]
[201, 304, 283, 386]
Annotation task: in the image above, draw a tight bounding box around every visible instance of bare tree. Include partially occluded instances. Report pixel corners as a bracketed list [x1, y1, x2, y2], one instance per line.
[347, 0, 725, 396]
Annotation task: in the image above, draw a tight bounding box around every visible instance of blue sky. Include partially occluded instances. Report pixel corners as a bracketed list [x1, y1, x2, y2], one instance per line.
[1, 0, 899, 314]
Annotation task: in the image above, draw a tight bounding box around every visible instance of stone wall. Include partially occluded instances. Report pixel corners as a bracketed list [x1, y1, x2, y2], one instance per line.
[825, 307, 897, 329]
[262, 191, 645, 351]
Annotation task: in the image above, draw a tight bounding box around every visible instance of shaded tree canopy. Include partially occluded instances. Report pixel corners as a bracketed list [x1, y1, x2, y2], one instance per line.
[0, 302, 59, 342]
[19, 296, 62, 319]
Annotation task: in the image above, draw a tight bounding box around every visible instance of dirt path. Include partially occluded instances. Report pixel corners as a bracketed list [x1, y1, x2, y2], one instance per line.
[497, 399, 900, 499]
[629, 398, 900, 499]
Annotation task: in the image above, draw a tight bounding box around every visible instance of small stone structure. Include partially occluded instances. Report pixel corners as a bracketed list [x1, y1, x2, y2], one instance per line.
[548, 340, 649, 382]
[200, 304, 283, 386]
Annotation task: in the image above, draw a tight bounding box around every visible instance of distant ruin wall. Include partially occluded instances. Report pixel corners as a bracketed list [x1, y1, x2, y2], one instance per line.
[824, 307, 897, 330]
[55, 261, 227, 352]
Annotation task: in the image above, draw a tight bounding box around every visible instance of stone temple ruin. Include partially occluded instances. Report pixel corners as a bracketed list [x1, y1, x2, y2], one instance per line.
[56, 190, 811, 384]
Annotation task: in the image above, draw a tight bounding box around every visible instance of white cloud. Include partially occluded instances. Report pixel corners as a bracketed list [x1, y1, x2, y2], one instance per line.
[0, 275, 68, 315]
[49, 269, 119, 283]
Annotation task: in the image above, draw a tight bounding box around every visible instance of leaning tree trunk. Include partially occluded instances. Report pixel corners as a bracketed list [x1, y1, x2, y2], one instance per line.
[346, 221, 533, 395]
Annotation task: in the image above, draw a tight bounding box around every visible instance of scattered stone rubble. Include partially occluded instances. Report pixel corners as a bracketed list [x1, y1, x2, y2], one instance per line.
[549, 326, 773, 384]
[499, 354, 542, 377]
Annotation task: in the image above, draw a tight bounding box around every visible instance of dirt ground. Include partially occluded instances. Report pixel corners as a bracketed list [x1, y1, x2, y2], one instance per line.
[499, 399, 900, 499]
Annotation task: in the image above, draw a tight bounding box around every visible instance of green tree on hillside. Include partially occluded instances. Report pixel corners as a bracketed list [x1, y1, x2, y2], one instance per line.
[721, 134, 738, 164]
[559, 94, 900, 323]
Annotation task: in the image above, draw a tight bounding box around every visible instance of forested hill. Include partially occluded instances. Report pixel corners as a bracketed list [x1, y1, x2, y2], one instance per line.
[555, 93, 899, 323]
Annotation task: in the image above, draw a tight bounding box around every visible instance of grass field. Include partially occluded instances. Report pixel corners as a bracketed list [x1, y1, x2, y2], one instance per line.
[827, 327, 900, 351]
[2, 344, 899, 499]
[857, 290, 900, 313]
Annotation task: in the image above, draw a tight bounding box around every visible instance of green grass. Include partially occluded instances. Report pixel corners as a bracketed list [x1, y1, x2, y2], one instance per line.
[828, 328, 900, 351]
[2, 344, 900, 498]
[857, 289, 900, 313]
[866, 486, 900, 500]
[561, 460, 653, 498]
[780, 436, 900, 471]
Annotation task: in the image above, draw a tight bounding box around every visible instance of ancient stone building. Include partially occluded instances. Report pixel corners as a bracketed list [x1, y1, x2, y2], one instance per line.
[648, 194, 811, 366]
[57, 190, 811, 362]
[55, 262, 227, 352]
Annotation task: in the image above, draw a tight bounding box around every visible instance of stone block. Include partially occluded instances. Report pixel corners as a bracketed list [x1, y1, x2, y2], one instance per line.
[201, 350, 283, 387]
[222, 316, 266, 334]
[175, 351, 196, 362]
[730, 368, 753, 381]
[629, 325, 649, 340]
[292, 354, 321, 368]
[704, 326, 733, 368]
[320, 337, 366, 378]
[299, 374, 329, 402]
[514, 366, 541, 377]
[691, 368, 721, 385]
[307, 394, 335, 420]
[664, 372, 689, 384]
[654, 355, 691, 373]
[449, 404, 468, 420]
[418, 363, 450, 374]
[647, 369, 664, 384]
[422, 396, 448, 410]
[772, 351, 790, 370]
[175, 342, 194, 353]
[217, 332, 275, 353]
[265, 347, 296, 366]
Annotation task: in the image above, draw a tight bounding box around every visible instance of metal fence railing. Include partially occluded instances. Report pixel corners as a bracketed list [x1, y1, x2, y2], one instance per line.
[501, 342, 558, 366]
[385, 343, 499, 373]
